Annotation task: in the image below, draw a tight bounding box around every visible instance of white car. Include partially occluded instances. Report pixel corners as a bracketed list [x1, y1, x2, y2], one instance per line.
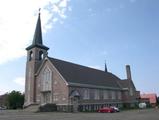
[139, 103, 146, 109]
[0, 106, 6, 110]
[110, 106, 120, 112]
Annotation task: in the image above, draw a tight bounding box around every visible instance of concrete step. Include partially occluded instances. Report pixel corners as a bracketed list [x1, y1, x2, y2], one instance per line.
[23, 104, 39, 112]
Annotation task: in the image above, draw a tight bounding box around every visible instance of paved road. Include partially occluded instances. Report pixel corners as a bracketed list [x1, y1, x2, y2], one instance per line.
[0, 108, 159, 120]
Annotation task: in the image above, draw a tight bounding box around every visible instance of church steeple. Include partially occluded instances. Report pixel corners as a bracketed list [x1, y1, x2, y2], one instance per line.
[105, 60, 108, 72]
[26, 10, 49, 50]
[32, 11, 42, 45]
[24, 11, 49, 106]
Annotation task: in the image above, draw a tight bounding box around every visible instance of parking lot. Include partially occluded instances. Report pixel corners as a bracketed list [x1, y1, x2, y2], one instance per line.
[0, 108, 159, 120]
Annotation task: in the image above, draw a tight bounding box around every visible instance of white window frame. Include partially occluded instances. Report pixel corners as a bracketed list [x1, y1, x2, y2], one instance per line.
[41, 67, 52, 91]
[83, 89, 90, 100]
[94, 89, 100, 100]
[111, 91, 116, 100]
[103, 90, 108, 99]
[130, 87, 134, 96]
[118, 91, 122, 100]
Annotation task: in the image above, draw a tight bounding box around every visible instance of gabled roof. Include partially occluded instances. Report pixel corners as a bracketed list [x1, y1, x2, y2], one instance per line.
[119, 78, 136, 90]
[118, 79, 129, 88]
[49, 57, 122, 89]
[140, 93, 157, 104]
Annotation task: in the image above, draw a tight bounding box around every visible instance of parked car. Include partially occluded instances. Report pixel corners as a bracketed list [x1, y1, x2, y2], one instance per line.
[97, 107, 115, 113]
[0, 106, 6, 110]
[110, 106, 120, 112]
[139, 103, 146, 109]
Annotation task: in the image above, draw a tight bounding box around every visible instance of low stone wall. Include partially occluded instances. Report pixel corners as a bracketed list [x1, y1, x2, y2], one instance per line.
[39, 104, 57, 112]
[57, 105, 73, 112]
[39, 104, 74, 112]
[38, 102, 140, 112]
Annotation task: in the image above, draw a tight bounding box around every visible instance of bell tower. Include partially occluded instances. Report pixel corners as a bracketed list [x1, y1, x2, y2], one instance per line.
[24, 11, 49, 106]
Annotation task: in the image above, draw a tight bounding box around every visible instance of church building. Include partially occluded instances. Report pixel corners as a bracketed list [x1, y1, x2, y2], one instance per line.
[24, 12, 140, 112]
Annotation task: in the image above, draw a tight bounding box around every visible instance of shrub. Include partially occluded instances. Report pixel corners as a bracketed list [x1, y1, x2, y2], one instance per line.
[39, 103, 57, 112]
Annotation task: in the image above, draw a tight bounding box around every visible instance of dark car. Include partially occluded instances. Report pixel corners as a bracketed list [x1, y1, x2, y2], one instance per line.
[97, 107, 115, 113]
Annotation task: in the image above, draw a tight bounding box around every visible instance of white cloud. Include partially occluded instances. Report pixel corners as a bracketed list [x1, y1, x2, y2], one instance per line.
[0, 87, 10, 95]
[53, 4, 61, 13]
[0, 77, 25, 95]
[0, 0, 71, 65]
[59, 0, 68, 8]
[53, 18, 59, 22]
[13, 77, 25, 86]
[68, 6, 72, 11]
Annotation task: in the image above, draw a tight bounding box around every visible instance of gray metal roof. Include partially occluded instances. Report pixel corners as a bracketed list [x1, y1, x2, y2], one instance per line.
[118, 79, 129, 88]
[49, 57, 122, 89]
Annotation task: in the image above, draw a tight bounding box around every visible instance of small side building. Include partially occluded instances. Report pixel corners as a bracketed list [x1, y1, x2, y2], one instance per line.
[140, 93, 157, 107]
[0, 94, 8, 108]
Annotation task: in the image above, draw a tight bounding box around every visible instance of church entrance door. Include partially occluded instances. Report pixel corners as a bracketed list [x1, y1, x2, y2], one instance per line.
[42, 92, 51, 104]
[72, 97, 79, 112]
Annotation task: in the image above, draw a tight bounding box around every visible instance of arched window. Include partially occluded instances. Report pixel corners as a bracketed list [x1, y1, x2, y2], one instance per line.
[29, 51, 33, 61]
[39, 51, 44, 60]
[41, 67, 51, 91]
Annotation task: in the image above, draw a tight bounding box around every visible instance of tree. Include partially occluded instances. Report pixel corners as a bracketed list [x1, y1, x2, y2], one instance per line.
[7, 90, 24, 109]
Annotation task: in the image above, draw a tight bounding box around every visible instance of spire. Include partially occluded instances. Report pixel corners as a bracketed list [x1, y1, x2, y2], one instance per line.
[26, 9, 49, 50]
[32, 9, 42, 45]
[105, 60, 108, 72]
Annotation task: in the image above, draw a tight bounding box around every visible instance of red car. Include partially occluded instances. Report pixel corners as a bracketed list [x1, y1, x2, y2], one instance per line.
[97, 107, 115, 113]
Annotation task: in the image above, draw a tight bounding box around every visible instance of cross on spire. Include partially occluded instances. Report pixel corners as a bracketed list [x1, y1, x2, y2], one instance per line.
[39, 8, 41, 15]
[26, 9, 49, 50]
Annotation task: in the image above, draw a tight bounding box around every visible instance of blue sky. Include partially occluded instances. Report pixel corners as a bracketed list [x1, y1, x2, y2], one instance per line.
[0, 0, 159, 95]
